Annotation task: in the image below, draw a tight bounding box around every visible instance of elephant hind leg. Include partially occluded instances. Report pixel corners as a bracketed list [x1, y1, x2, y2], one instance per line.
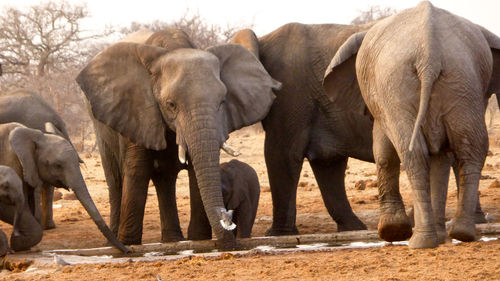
[373, 121, 412, 242]
[309, 157, 366, 231]
[448, 121, 488, 242]
[430, 153, 452, 244]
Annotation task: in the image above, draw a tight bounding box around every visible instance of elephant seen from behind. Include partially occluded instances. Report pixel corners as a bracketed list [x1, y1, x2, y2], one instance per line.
[77, 28, 280, 248]
[324, 1, 500, 248]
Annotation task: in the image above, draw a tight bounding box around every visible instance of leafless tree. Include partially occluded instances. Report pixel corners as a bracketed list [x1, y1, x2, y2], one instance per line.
[121, 10, 251, 49]
[351, 6, 398, 25]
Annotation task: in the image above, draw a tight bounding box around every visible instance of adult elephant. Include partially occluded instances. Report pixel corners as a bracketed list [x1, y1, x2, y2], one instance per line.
[0, 122, 128, 252]
[77, 28, 280, 247]
[230, 23, 376, 236]
[0, 89, 82, 230]
[324, 1, 500, 248]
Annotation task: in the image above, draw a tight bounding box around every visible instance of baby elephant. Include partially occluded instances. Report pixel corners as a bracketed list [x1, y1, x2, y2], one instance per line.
[219, 160, 260, 238]
[0, 165, 25, 256]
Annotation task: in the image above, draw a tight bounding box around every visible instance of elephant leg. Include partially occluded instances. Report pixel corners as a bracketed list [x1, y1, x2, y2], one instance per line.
[0, 202, 43, 252]
[309, 157, 366, 231]
[152, 170, 185, 242]
[0, 230, 10, 256]
[41, 185, 56, 230]
[118, 144, 152, 245]
[235, 201, 254, 238]
[452, 163, 486, 223]
[373, 121, 412, 242]
[449, 122, 488, 242]
[187, 162, 212, 240]
[96, 137, 122, 237]
[430, 153, 452, 244]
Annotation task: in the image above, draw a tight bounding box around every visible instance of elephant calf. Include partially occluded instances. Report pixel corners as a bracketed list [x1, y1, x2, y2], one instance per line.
[197, 160, 260, 238]
[0, 165, 27, 255]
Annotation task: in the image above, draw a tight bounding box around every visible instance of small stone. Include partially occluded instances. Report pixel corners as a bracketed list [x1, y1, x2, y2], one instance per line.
[53, 190, 63, 201]
[488, 179, 500, 189]
[355, 180, 366, 190]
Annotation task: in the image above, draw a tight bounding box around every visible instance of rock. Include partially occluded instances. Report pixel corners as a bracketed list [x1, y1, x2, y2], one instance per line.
[63, 192, 77, 200]
[355, 180, 366, 190]
[53, 190, 63, 201]
[366, 179, 378, 188]
[488, 179, 500, 189]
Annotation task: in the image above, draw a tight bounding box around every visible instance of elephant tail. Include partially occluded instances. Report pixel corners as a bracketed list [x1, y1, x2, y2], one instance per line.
[409, 16, 441, 153]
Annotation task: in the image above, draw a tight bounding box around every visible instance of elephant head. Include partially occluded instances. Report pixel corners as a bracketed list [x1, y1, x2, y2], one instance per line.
[8, 126, 129, 253]
[76, 30, 280, 246]
[0, 165, 24, 238]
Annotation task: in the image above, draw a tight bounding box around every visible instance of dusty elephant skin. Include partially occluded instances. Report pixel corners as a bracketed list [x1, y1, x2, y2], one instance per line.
[219, 159, 260, 238]
[324, 1, 500, 248]
[77, 28, 280, 248]
[0, 89, 82, 230]
[0, 123, 128, 252]
[0, 165, 24, 254]
[230, 23, 376, 236]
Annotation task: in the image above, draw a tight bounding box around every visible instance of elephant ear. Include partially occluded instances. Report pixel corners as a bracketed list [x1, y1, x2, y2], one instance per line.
[206, 44, 281, 133]
[230, 29, 259, 58]
[323, 31, 367, 114]
[9, 126, 44, 188]
[76, 42, 168, 150]
[480, 26, 500, 109]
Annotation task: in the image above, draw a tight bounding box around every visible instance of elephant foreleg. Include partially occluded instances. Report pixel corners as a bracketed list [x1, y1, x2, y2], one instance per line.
[264, 134, 303, 236]
[187, 162, 212, 240]
[118, 144, 152, 245]
[152, 171, 185, 242]
[41, 184, 56, 230]
[309, 157, 366, 231]
[234, 200, 254, 238]
[373, 121, 412, 242]
[430, 153, 452, 244]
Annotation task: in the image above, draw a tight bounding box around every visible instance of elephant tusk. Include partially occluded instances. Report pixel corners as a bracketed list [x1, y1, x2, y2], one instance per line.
[222, 142, 241, 157]
[220, 219, 237, 231]
[178, 145, 186, 164]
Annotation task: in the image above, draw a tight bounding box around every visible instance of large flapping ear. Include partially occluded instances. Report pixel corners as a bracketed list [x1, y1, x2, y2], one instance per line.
[9, 126, 44, 188]
[230, 29, 259, 58]
[480, 26, 500, 109]
[323, 31, 367, 113]
[76, 42, 168, 150]
[145, 28, 196, 50]
[206, 44, 281, 133]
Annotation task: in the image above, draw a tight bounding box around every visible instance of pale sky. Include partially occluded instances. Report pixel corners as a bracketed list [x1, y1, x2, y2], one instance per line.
[3, 0, 500, 36]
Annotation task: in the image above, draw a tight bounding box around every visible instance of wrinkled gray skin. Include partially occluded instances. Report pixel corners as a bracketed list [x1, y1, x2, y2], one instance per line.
[219, 160, 260, 238]
[0, 122, 128, 252]
[0, 165, 24, 254]
[77, 29, 279, 248]
[231, 23, 376, 236]
[324, 1, 500, 248]
[0, 89, 82, 230]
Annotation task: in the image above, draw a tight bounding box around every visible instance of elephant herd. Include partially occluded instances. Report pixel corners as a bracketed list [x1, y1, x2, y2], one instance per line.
[0, 1, 498, 254]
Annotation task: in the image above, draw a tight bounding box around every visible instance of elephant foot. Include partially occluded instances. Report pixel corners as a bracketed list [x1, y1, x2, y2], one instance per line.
[118, 236, 142, 246]
[435, 225, 448, 244]
[337, 216, 367, 232]
[449, 217, 476, 242]
[215, 231, 238, 250]
[474, 211, 487, 224]
[408, 230, 439, 249]
[43, 220, 56, 230]
[162, 232, 185, 243]
[265, 225, 299, 236]
[377, 211, 412, 242]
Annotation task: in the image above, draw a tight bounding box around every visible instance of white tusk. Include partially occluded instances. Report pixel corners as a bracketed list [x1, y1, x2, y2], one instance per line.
[178, 145, 186, 164]
[222, 142, 241, 157]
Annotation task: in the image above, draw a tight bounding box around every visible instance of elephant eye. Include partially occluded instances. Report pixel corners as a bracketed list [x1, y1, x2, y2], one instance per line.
[166, 100, 176, 111]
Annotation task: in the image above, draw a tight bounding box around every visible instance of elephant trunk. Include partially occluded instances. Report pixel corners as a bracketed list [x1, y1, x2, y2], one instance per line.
[184, 111, 236, 249]
[72, 176, 130, 253]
